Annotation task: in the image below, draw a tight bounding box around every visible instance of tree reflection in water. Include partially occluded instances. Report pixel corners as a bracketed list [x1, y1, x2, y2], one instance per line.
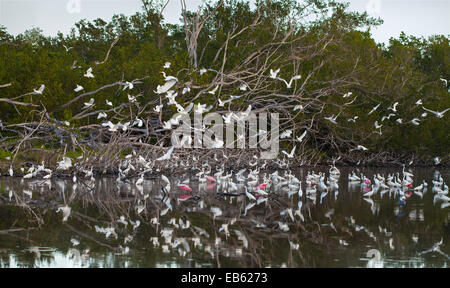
[0, 167, 448, 268]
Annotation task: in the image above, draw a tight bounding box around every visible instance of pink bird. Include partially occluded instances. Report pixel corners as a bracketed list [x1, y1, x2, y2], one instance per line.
[363, 179, 371, 185]
[178, 194, 192, 201]
[206, 176, 216, 182]
[363, 186, 372, 193]
[257, 183, 267, 190]
[363, 188, 374, 197]
[178, 184, 192, 191]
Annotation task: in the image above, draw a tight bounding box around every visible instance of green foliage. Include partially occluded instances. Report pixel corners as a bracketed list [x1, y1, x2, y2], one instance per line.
[0, 0, 448, 157]
[0, 149, 12, 160]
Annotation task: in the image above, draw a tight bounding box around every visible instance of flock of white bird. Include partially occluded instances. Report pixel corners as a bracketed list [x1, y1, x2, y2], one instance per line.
[2, 53, 449, 267]
[9, 59, 448, 174]
[2, 150, 448, 266]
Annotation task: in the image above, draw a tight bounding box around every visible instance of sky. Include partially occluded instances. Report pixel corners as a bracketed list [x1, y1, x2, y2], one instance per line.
[0, 0, 448, 44]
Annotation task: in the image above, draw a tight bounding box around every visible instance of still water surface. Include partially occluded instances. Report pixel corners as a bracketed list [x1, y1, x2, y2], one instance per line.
[0, 167, 448, 268]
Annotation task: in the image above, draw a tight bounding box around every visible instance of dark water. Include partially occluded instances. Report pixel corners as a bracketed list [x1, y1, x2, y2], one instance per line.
[0, 167, 448, 268]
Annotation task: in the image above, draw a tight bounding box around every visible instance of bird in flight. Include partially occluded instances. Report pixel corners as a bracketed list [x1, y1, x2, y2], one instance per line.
[222, 112, 235, 124]
[351, 145, 368, 152]
[410, 118, 421, 126]
[388, 102, 399, 112]
[422, 106, 450, 118]
[83, 98, 95, 109]
[280, 129, 292, 139]
[123, 81, 134, 91]
[208, 86, 219, 95]
[84, 67, 94, 78]
[97, 112, 107, 119]
[324, 113, 340, 124]
[156, 146, 174, 161]
[33, 84, 45, 95]
[374, 121, 382, 129]
[296, 130, 307, 142]
[239, 83, 248, 91]
[282, 146, 296, 158]
[277, 75, 301, 89]
[270, 68, 280, 79]
[63, 45, 73, 52]
[155, 73, 178, 94]
[368, 103, 381, 115]
[343, 92, 353, 98]
[293, 104, 305, 112]
[348, 116, 358, 123]
[381, 113, 395, 121]
[74, 84, 84, 92]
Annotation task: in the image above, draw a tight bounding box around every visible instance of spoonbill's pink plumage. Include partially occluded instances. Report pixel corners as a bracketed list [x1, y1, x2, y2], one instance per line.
[257, 183, 267, 190]
[178, 184, 192, 191]
[178, 194, 192, 201]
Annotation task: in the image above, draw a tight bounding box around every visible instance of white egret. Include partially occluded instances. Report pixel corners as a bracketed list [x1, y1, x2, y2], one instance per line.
[97, 112, 107, 119]
[156, 146, 174, 161]
[155, 73, 178, 94]
[270, 68, 280, 79]
[208, 86, 219, 95]
[280, 129, 292, 139]
[63, 45, 73, 52]
[388, 102, 399, 112]
[33, 84, 45, 95]
[324, 113, 340, 124]
[343, 92, 353, 98]
[57, 205, 71, 222]
[154, 104, 163, 113]
[368, 103, 381, 115]
[296, 130, 307, 142]
[84, 67, 94, 78]
[123, 81, 134, 90]
[83, 98, 94, 109]
[74, 85, 84, 92]
[282, 146, 296, 158]
[277, 75, 301, 89]
[422, 106, 450, 118]
[348, 116, 359, 122]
